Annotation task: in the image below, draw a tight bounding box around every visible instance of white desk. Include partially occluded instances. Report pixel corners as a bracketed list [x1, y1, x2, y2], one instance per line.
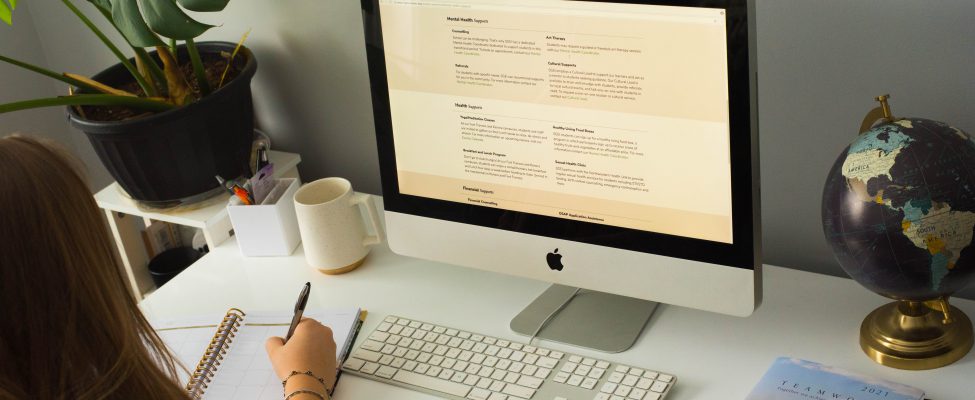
[140, 197, 975, 400]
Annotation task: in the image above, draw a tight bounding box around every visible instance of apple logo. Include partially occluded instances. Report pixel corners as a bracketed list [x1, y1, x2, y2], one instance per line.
[546, 248, 564, 271]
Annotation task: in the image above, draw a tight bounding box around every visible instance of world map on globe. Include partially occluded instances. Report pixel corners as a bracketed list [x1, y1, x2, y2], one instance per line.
[823, 118, 975, 300]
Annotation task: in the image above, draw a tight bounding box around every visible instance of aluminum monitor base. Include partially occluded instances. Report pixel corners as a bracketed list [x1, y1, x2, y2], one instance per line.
[510, 284, 659, 353]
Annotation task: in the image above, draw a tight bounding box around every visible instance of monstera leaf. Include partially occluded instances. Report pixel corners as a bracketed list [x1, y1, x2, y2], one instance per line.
[110, 0, 229, 46]
[1, 0, 18, 25]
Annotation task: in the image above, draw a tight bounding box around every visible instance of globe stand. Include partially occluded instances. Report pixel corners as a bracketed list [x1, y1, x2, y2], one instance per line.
[860, 299, 973, 370]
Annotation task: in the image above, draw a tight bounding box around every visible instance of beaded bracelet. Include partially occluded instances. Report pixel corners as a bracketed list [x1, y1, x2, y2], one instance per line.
[281, 370, 327, 390]
[284, 388, 326, 400]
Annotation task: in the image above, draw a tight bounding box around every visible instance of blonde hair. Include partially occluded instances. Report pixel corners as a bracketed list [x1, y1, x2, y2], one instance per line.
[0, 135, 189, 400]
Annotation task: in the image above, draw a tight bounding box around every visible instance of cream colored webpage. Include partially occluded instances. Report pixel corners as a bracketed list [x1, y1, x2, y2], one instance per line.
[381, 0, 733, 243]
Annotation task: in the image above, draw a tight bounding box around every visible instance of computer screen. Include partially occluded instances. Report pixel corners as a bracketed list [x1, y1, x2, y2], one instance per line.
[362, 0, 759, 345]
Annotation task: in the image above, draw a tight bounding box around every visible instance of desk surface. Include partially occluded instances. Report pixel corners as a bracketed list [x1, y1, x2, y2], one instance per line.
[140, 198, 975, 400]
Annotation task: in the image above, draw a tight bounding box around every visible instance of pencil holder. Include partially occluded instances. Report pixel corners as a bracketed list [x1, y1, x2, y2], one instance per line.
[227, 178, 301, 256]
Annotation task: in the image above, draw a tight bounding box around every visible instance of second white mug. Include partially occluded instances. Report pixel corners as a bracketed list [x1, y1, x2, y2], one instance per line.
[293, 177, 383, 274]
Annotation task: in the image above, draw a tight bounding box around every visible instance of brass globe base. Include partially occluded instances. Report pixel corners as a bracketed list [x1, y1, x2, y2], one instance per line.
[860, 300, 973, 370]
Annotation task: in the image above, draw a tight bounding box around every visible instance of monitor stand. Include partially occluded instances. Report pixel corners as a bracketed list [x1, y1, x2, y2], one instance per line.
[510, 284, 659, 353]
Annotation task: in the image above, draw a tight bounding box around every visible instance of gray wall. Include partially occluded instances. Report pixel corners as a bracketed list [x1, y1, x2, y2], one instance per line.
[2, 1, 974, 299]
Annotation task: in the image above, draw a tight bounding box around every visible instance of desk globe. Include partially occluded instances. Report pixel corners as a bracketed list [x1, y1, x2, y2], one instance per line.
[822, 95, 975, 370]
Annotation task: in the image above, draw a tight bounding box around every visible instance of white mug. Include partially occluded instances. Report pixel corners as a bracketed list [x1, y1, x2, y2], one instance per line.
[293, 177, 383, 274]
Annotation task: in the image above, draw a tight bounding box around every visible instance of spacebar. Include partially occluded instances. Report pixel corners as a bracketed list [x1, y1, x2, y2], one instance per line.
[392, 370, 472, 397]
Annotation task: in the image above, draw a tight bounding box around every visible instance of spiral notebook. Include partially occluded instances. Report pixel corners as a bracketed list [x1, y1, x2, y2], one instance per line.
[153, 308, 365, 400]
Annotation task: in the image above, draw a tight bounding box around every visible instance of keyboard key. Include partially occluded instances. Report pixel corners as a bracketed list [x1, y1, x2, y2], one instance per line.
[536, 357, 558, 369]
[509, 343, 522, 350]
[384, 316, 398, 323]
[615, 366, 629, 374]
[582, 358, 596, 366]
[369, 332, 390, 342]
[376, 366, 397, 379]
[396, 318, 409, 325]
[391, 358, 406, 368]
[414, 364, 430, 374]
[501, 383, 535, 399]
[433, 326, 446, 334]
[488, 393, 506, 400]
[403, 361, 418, 371]
[533, 368, 551, 379]
[458, 331, 471, 339]
[569, 355, 582, 363]
[595, 394, 610, 400]
[393, 370, 472, 397]
[489, 381, 505, 392]
[377, 322, 392, 332]
[614, 385, 631, 397]
[446, 329, 459, 336]
[608, 372, 624, 383]
[388, 325, 403, 335]
[600, 382, 618, 393]
[471, 334, 485, 342]
[567, 375, 584, 386]
[657, 374, 673, 383]
[596, 361, 610, 369]
[352, 349, 381, 362]
[409, 321, 422, 328]
[553, 372, 570, 383]
[628, 388, 647, 399]
[561, 363, 578, 373]
[588, 368, 605, 380]
[379, 355, 394, 365]
[642, 371, 658, 380]
[478, 367, 493, 377]
[503, 372, 520, 384]
[576, 365, 592, 375]
[360, 362, 379, 375]
[522, 365, 537, 376]
[549, 351, 564, 359]
[650, 381, 669, 393]
[344, 358, 365, 371]
[636, 378, 652, 390]
[629, 368, 644, 376]
[439, 369, 454, 380]
[582, 378, 598, 390]
[361, 340, 384, 352]
[468, 388, 491, 400]
[427, 366, 442, 377]
[393, 348, 408, 358]
[476, 377, 492, 389]
[517, 375, 543, 389]
[497, 340, 510, 347]
[644, 394, 660, 400]
[381, 344, 395, 355]
[622, 375, 638, 386]
[535, 348, 549, 356]
[450, 372, 467, 383]
[523, 354, 539, 365]
[421, 323, 433, 330]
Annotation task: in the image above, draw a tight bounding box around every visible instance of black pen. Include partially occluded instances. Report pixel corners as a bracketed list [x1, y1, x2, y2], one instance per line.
[284, 282, 311, 343]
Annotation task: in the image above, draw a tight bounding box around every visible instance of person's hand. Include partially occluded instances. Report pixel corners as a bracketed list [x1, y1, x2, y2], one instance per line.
[265, 318, 337, 395]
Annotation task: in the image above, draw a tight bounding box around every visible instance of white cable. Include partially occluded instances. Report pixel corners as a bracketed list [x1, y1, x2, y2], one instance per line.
[528, 287, 581, 346]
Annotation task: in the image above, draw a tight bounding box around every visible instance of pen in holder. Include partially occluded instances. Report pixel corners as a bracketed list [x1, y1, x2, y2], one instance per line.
[227, 178, 302, 257]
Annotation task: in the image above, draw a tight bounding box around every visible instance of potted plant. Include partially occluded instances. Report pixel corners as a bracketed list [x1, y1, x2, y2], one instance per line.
[0, 0, 257, 207]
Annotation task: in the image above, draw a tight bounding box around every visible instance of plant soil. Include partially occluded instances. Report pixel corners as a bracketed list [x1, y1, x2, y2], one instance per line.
[79, 51, 244, 122]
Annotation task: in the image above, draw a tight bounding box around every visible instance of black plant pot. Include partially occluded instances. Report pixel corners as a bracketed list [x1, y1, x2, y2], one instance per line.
[68, 42, 257, 207]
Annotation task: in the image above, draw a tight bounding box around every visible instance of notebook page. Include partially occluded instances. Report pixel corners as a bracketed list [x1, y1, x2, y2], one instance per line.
[154, 308, 361, 400]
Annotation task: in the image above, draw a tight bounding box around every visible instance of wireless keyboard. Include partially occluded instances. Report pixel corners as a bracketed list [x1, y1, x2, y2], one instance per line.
[342, 315, 676, 400]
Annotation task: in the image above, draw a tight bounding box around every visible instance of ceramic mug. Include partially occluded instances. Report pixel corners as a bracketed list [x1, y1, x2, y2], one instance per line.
[293, 177, 383, 274]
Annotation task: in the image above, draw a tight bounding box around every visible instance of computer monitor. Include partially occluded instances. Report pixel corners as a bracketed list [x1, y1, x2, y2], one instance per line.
[361, 0, 760, 352]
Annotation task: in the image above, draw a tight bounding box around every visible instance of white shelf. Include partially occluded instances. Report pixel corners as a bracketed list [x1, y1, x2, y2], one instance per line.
[95, 150, 301, 299]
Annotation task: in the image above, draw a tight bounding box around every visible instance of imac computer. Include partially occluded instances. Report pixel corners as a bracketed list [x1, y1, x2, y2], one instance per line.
[361, 0, 760, 352]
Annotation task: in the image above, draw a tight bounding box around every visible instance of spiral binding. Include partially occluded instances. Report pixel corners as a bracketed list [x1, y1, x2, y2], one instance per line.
[186, 308, 246, 399]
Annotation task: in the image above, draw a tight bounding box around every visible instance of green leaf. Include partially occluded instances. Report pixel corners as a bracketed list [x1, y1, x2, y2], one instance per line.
[87, 0, 111, 13]
[0, 1, 12, 25]
[138, 0, 213, 40]
[8, 0, 15, 8]
[176, 0, 229, 12]
[0, 94, 175, 114]
[112, 0, 165, 47]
